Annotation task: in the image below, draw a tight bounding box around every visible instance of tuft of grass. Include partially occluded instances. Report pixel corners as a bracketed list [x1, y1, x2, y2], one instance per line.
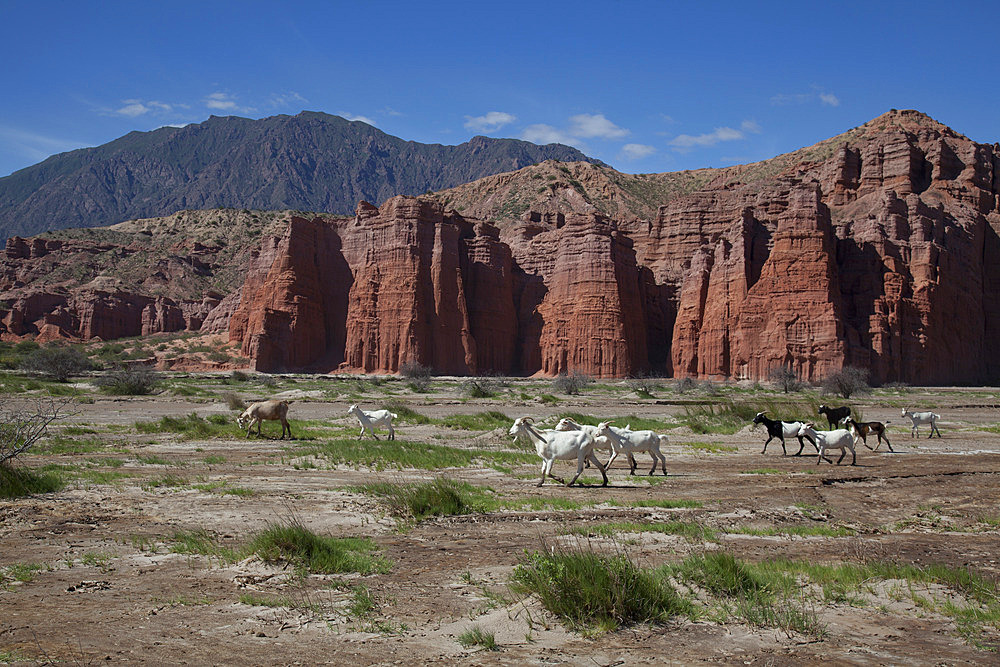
[510, 544, 692, 634]
[381, 402, 432, 424]
[457, 625, 499, 650]
[742, 468, 783, 475]
[439, 410, 510, 431]
[0, 463, 64, 498]
[666, 552, 823, 637]
[353, 478, 492, 521]
[142, 474, 187, 490]
[3, 562, 46, 584]
[136, 413, 240, 440]
[243, 519, 390, 575]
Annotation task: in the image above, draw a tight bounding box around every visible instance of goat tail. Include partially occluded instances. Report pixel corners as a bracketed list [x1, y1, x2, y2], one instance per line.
[658, 434, 670, 447]
[391, 413, 399, 419]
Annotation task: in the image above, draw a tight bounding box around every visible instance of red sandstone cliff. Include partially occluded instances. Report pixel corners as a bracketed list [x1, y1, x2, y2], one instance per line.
[2, 110, 998, 384]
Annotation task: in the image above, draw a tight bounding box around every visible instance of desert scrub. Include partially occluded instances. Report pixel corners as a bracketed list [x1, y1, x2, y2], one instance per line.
[510, 544, 692, 634]
[96, 365, 160, 395]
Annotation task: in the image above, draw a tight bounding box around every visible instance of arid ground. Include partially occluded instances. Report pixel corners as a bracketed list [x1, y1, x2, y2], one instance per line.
[1, 374, 998, 665]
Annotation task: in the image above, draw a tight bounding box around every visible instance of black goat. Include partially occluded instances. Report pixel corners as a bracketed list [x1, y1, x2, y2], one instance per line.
[843, 418, 893, 452]
[752, 412, 817, 456]
[818, 404, 851, 430]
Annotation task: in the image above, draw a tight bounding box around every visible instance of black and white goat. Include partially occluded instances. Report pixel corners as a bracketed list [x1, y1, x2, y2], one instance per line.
[752, 412, 817, 456]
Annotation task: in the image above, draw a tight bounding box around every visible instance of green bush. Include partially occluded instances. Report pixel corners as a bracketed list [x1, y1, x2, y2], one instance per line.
[510, 545, 691, 633]
[19, 346, 93, 382]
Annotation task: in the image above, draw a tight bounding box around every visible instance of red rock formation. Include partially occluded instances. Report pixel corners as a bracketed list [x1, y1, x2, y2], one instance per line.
[3, 110, 999, 385]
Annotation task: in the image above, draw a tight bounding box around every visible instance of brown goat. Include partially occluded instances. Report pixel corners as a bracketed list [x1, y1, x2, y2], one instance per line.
[237, 400, 292, 439]
[844, 418, 892, 452]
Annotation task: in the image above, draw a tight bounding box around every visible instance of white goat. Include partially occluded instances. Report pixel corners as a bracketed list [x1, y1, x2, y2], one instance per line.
[348, 404, 397, 440]
[797, 423, 858, 466]
[554, 417, 613, 467]
[509, 416, 606, 487]
[595, 422, 668, 476]
[901, 408, 941, 438]
[237, 400, 292, 439]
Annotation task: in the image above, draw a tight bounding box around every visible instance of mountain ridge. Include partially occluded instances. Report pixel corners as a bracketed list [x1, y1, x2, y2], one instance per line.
[0, 111, 599, 240]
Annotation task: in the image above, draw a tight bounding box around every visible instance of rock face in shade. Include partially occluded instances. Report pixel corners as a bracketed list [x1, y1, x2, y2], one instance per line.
[2, 110, 999, 384]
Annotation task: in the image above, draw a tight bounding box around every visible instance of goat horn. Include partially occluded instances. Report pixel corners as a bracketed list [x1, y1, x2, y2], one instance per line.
[523, 416, 534, 423]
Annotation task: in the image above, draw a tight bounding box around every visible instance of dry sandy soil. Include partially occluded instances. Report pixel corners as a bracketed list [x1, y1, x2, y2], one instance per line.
[1, 377, 998, 665]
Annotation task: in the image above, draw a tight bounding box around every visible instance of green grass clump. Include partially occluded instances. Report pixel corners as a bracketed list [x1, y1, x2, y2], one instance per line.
[135, 413, 240, 440]
[300, 437, 534, 471]
[680, 398, 817, 435]
[244, 520, 390, 575]
[743, 468, 782, 475]
[556, 412, 673, 432]
[457, 625, 499, 650]
[510, 546, 692, 634]
[353, 478, 492, 521]
[380, 402, 432, 424]
[439, 411, 510, 431]
[666, 552, 822, 637]
[0, 464, 64, 498]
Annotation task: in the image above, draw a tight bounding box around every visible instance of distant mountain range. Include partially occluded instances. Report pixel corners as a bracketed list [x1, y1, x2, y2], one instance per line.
[0, 111, 599, 239]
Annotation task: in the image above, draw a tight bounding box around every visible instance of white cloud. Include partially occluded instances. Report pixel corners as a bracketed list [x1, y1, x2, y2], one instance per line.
[669, 120, 761, 151]
[340, 112, 377, 126]
[619, 143, 656, 160]
[269, 91, 308, 108]
[464, 111, 517, 133]
[114, 99, 176, 117]
[521, 123, 576, 145]
[568, 113, 629, 139]
[204, 92, 254, 113]
[771, 87, 840, 107]
[819, 92, 840, 107]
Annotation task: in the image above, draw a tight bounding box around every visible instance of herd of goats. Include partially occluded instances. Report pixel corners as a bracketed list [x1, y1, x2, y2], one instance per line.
[233, 400, 943, 488]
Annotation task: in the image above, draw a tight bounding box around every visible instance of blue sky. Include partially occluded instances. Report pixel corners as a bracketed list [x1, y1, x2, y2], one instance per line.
[1, 0, 998, 179]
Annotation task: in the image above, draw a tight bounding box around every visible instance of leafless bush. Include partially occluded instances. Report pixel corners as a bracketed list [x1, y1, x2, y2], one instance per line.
[95, 365, 161, 395]
[768, 365, 804, 393]
[463, 377, 500, 398]
[0, 398, 71, 465]
[822, 366, 871, 399]
[552, 371, 593, 396]
[625, 375, 660, 396]
[220, 391, 246, 412]
[675, 377, 697, 394]
[400, 361, 433, 380]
